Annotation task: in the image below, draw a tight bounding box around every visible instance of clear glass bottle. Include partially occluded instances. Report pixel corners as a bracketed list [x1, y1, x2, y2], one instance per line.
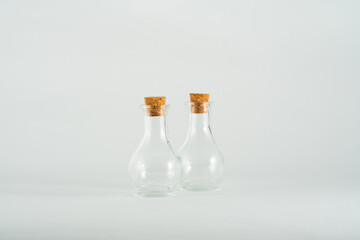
[129, 96, 182, 197]
[179, 93, 224, 191]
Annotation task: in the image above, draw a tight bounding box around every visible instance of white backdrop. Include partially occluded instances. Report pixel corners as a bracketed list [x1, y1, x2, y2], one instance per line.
[0, 1, 359, 239]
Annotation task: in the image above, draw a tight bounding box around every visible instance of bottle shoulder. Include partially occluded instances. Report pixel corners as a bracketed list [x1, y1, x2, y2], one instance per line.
[180, 135, 221, 150]
[130, 139, 180, 164]
[179, 139, 223, 160]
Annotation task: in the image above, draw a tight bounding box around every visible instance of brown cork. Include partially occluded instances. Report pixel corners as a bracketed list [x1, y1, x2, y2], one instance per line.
[190, 93, 210, 114]
[144, 96, 166, 106]
[144, 96, 166, 116]
[190, 93, 210, 103]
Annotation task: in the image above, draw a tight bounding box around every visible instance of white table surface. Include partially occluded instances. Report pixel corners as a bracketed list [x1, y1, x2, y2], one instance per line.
[1, 183, 359, 240]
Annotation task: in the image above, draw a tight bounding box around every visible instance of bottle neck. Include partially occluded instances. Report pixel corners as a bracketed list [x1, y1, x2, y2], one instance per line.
[187, 112, 212, 137]
[143, 115, 168, 141]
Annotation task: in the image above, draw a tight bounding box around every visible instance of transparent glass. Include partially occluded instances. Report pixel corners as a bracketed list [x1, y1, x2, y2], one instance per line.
[179, 102, 225, 191]
[129, 105, 182, 197]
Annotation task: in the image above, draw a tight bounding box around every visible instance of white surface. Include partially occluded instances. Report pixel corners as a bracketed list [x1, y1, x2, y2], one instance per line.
[0, 0, 359, 239]
[1, 184, 359, 240]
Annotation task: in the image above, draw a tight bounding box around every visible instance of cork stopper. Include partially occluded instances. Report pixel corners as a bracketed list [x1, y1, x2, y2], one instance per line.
[144, 96, 166, 106]
[190, 93, 210, 103]
[144, 96, 166, 117]
[190, 93, 210, 114]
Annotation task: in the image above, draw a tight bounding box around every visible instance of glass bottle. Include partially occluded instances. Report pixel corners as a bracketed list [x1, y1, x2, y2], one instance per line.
[129, 96, 182, 197]
[179, 93, 224, 191]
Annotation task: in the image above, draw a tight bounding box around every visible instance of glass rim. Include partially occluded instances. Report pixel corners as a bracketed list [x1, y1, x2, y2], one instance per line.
[140, 104, 170, 109]
[184, 101, 214, 105]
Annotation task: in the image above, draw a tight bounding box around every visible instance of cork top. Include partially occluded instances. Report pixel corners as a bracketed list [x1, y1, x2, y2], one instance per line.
[190, 93, 210, 103]
[144, 96, 166, 106]
[190, 93, 210, 114]
[144, 96, 166, 117]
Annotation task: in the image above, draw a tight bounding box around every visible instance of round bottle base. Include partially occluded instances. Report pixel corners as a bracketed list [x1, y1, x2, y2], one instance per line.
[136, 185, 174, 197]
[183, 180, 217, 191]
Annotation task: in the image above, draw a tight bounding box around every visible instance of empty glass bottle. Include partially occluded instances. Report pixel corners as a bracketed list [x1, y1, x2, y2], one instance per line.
[129, 96, 182, 197]
[179, 93, 224, 191]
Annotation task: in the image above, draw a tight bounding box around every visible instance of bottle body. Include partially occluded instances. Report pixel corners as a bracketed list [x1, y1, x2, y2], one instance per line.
[129, 105, 182, 197]
[179, 102, 224, 191]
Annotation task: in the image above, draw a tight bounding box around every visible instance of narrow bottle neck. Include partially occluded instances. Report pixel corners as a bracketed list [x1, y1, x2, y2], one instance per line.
[144, 115, 168, 141]
[188, 112, 212, 136]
